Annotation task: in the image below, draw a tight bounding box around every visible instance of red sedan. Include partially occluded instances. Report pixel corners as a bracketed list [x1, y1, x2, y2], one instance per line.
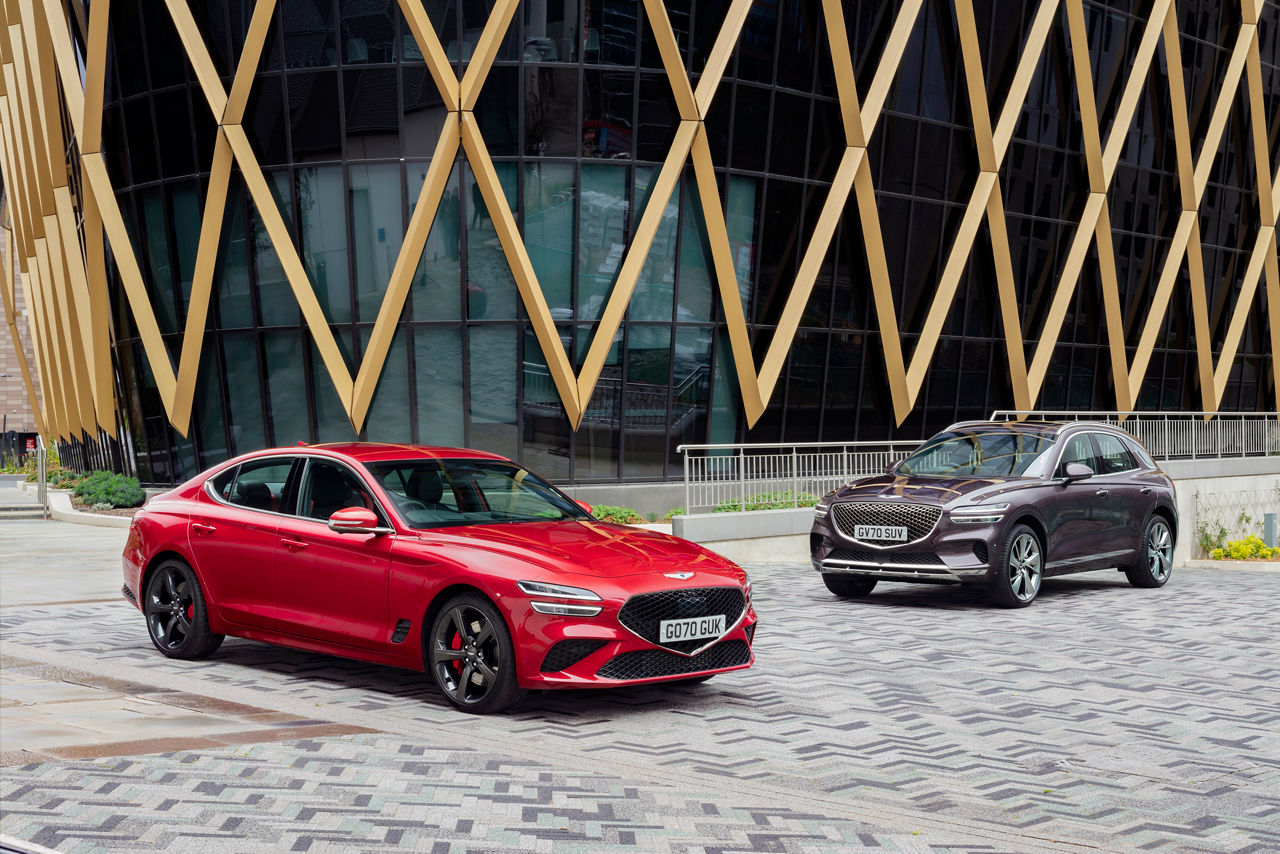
[122, 443, 756, 713]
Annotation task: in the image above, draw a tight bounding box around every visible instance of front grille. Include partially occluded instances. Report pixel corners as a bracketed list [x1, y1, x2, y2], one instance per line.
[830, 502, 942, 545]
[827, 548, 945, 567]
[618, 587, 746, 654]
[596, 640, 751, 680]
[540, 640, 607, 673]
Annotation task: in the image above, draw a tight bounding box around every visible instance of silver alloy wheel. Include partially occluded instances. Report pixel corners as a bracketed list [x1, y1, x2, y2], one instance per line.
[1147, 519, 1173, 582]
[1008, 532, 1042, 601]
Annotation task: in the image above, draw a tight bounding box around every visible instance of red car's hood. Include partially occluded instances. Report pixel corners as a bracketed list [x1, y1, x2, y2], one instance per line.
[418, 520, 737, 580]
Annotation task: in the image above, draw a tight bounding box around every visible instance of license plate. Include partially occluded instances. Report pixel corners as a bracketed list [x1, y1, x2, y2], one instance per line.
[659, 614, 725, 643]
[854, 524, 908, 542]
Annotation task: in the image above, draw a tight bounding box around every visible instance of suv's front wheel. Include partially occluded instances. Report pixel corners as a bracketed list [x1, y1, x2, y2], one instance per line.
[988, 524, 1042, 608]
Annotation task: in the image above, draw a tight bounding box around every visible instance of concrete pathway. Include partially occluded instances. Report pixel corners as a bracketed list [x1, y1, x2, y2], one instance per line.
[2, 517, 1278, 853]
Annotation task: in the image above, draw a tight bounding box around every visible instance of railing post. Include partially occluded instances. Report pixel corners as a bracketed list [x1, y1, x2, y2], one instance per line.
[37, 436, 48, 520]
[683, 450, 690, 516]
[738, 448, 746, 512]
[792, 448, 799, 508]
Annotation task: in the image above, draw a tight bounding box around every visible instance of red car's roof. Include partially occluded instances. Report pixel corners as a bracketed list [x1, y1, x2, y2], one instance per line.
[288, 443, 511, 463]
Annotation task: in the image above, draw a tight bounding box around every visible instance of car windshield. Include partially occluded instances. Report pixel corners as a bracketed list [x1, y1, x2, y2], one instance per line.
[364, 459, 589, 529]
[896, 430, 1058, 477]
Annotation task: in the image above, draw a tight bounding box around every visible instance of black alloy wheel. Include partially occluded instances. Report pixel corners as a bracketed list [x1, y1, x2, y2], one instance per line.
[1124, 515, 1174, 588]
[428, 594, 525, 714]
[988, 523, 1043, 608]
[822, 573, 878, 597]
[143, 559, 224, 659]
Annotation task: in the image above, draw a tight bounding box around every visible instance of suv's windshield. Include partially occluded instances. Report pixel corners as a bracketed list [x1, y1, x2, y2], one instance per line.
[365, 459, 589, 529]
[897, 430, 1058, 477]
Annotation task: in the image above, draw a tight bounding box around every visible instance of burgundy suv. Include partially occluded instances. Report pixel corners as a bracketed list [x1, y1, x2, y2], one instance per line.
[810, 421, 1177, 607]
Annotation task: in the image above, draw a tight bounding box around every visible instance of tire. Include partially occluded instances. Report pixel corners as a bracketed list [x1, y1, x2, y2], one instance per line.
[988, 524, 1043, 608]
[1124, 515, 1174, 588]
[822, 574, 878, 597]
[427, 593, 526, 714]
[143, 559, 224, 659]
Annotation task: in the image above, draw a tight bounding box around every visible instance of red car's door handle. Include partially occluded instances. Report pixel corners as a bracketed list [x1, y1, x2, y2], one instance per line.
[281, 538, 309, 551]
[1095, 489, 1110, 498]
[192, 522, 216, 535]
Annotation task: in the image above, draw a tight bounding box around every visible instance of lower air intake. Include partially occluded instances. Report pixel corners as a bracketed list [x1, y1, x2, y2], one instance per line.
[596, 640, 751, 681]
[540, 640, 607, 673]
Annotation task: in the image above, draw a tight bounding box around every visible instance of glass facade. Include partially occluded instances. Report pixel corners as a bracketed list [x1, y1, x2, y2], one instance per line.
[99, 0, 1277, 485]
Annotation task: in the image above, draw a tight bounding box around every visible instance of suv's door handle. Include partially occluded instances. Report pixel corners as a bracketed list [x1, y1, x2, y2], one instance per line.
[1140, 487, 1153, 495]
[192, 522, 216, 535]
[1095, 489, 1109, 498]
[281, 538, 309, 551]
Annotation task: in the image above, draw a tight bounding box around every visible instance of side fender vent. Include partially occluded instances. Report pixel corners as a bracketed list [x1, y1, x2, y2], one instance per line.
[391, 619, 411, 644]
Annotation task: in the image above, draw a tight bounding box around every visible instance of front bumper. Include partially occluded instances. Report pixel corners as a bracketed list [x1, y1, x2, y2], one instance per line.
[811, 508, 1003, 583]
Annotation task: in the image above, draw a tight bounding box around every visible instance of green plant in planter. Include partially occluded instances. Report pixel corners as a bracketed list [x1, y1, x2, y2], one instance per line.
[1210, 535, 1280, 560]
[590, 504, 645, 524]
[71, 471, 146, 508]
[713, 491, 819, 512]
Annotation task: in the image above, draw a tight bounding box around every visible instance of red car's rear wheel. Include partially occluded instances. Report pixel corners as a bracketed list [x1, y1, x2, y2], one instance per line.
[144, 559, 224, 659]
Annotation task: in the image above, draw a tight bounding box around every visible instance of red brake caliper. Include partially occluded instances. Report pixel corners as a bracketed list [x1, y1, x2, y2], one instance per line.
[186, 603, 194, 621]
[450, 631, 463, 674]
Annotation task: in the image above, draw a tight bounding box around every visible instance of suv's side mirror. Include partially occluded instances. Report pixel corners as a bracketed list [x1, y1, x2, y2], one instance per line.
[328, 506, 390, 534]
[885, 460, 901, 475]
[1061, 462, 1094, 484]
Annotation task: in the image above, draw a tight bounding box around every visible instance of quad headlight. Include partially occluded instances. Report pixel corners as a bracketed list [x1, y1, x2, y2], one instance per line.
[949, 502, 1009, 524]
[813, 502, 829, 520]
[519, 580, 604, 617]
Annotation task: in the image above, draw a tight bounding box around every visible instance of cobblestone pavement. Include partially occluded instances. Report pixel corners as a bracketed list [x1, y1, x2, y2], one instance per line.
[2, 520, 1278, 853]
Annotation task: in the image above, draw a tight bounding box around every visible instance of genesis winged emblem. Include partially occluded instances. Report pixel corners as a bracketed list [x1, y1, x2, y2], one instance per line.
[664, 572, 694, 580]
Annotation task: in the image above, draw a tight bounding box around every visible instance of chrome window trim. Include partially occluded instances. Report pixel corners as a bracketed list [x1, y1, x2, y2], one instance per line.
[203, 455, 302, 519]
[1052, 428, 1140, 478]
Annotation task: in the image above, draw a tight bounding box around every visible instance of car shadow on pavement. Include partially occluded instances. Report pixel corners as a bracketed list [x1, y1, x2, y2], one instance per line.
[814, 572, 1138, 610]
[204, 638, 722, 717]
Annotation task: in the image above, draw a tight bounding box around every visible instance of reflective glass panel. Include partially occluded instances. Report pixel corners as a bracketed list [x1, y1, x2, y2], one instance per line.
[464, 162, 518, 320]
[363, 327, 411, 442]
[314, 338, 360, 443]
[341, 0, 397, 62]
[220, 331, 267, 454]
[624, 324, 670, 479]
[298, 166, 351, 324]
[578, 164, 629, 322]
[253, 172, 300, 327]
[524, 163, 574, 315]
[215, 181, 254, 329]
[283, 0, 337, 68]
[350, 163, 404, 321]
[410, 163, 462, 322]
[521, 326, 571, 481]
[468, 325, 518, 458]
[630, 167, 677, 322]
[264, 330, 310, 444]
[414, 325, 464, 446]
[139, 189, 179, 336]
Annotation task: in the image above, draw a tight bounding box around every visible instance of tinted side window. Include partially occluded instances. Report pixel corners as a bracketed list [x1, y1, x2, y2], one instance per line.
[1055, 434, 1096, 476]
[229, 458, 297, 513]
[300, 460, 382, 523]
[1094, 433, 1137, 474]
[209, 467, 237, 500]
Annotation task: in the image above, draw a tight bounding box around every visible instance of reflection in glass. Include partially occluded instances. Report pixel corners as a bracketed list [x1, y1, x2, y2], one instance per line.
[464, 163, 518, 320]
[363, 328, 411, 442]
[414, 325, 464, 446]
[523, 0, 579, 64]
[468, 326, 518, 459]
[345, 69, 400, 158]
[582, 71, 633, 158]
[677, 181, 713, 322]
[521, 327, 571, 481]
[290, 72, 341, 161]
[220, 331, 266, 454]
[313, 338, 359, 443]
[578, 164, 629, 322]
[708, 329, 739, 445]
[341, 0, 397, 62]
[350, 164, 404, 321]
[584, 0, 638, 66]
[283, 0, 336, 68]
[524, 67, 577, 156]
[298, 166, 351, 324]
[410, 164, 462, 322]
[666, 326, 713, 469]
[193, 342, 228, 467]
[725, 176, 758, 319]
[140, 189, 178, 336]
[170, 183, 200, 316]
[524, 163, 574, 315]
[631, 167, 677, 322]
[264, 330, 309, 444]
[215, 181, 253, 329]
[253, 172, 299, 327]
[575, 323, 619, 478]
[624, 324, 670, 479]
[477, 67, 519, 156]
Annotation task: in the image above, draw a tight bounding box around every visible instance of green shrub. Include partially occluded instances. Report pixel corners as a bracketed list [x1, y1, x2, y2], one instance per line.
[1210, 535, 1280, 561]
[48, 468, 86, 488]
[71, 470, 146, 508]
[713, 491, 820, 513]
[591, 504, 645, 524]
[661, 506, 685, 522]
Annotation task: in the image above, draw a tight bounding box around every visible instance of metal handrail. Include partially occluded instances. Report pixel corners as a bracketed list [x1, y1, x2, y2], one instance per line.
[36, 434, 49, 519]
[678, 412, 1278, 513]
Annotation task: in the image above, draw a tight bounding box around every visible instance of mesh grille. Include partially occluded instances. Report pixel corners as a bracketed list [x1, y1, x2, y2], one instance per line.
[831, 502, 941, 544]
[596, 640, 751, 681]
[618, 587, 746, 654]
[828, 548, 946, 568]
[972, 540, 989, 563]
[540, 640, 607, 673]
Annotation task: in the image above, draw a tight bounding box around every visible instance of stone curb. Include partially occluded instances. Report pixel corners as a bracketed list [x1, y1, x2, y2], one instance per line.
[47, 491, 133, 528]
[1184, 557, 1280, 572]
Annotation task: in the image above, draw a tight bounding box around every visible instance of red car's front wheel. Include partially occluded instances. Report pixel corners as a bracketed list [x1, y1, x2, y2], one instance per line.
[427, 594, 525, 714]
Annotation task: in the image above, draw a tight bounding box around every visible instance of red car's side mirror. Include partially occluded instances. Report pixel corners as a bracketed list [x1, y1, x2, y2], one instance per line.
[328, 506, 389, 535]
[575, 499, 594, 515]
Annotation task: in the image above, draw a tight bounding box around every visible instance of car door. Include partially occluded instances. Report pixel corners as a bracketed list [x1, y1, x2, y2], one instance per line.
[1091, 432, 1156, 561]
[1041, 433, 1109, 573]
[272, 458, 395, 651]
[187, 456, 300, 629]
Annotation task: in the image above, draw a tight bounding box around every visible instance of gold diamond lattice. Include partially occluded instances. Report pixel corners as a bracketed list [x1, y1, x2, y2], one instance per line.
[0, 0, 1275, 444]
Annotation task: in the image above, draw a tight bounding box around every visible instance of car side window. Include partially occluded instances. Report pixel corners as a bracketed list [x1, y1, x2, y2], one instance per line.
[227, 458, 296, 513]
[1055, 434, 1095, 477]
[209, 467, 236, 501]
[1094, 433, 1136, 474]
[300, 460, 383, 523]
